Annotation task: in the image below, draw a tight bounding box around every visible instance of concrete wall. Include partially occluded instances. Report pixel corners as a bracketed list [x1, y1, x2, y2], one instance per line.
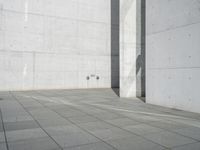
[146, 0, 200, 113]
[0, 0, 117, 90]
[120, 0, 145, 97]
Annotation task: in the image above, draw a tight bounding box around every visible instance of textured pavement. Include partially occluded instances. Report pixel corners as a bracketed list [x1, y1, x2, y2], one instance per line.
[0, 89, 200, 150]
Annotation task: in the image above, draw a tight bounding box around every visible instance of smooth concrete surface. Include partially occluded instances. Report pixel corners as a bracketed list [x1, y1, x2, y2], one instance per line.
[120, 0, 145, 97]
[146, 0, 200, 113]
[0, 89, 200, 150]
[120, 0, 137, 97]
[0, 0, 119, 90]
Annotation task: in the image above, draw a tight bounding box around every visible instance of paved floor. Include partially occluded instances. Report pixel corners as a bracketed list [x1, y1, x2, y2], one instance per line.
[0, 89, 200, 150]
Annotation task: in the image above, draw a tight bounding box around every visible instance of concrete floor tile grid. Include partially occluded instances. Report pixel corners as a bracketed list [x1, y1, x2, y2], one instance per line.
[0, 89, 200, 150]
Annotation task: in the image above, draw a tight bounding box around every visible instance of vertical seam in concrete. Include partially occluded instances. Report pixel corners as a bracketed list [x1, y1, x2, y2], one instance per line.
[32, 52, 36, 89]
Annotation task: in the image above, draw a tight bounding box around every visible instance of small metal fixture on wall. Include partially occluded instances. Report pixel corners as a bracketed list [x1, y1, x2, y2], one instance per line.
[96, 76, 100, 80]
[86, 76, 90, 80]
[86, 75, 100, 80]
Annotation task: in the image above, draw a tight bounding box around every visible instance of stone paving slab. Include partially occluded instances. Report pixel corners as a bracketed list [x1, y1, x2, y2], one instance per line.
[4, 120, 39, 131]
[105, 118, 141, 127]
[108, 136, 166, 150]
[172, 142, 200, 150]
[0, 132, 5, 142]
[8, 137, 61, 150]
[50, 132, 100, 148]
[143, 131, 197, 148]
[6, 128, 48, 142]
[172, 126, 200, 141]
[64, 142, 116, 150]
[0, 143, 7, 150]
[68, 115, 99, 124]
[90, 127, 134, 141]
[123, 123, 164, 136]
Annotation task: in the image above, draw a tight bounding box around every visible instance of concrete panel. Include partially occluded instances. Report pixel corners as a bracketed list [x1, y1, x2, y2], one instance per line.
[146, 0, 200, 113]
[34, 71, 65, 89]
[78, 0, 110, 23]
[78, 21, 108, 40]
[146, 0, 200, 35]
[54, 0, 78, 19]
[147, 23, 200, 69]
[77, 38, 109, 56]
[3, 11, 44, 34]
[54, 18, 77, 37]
[0, 51, 33, 90]
[0, 31, 4, 50]
[147, 68, 200, 113]
[0, 0, 114, 91]
[1, 0, 25, 12]
[35, 54, 78, 72]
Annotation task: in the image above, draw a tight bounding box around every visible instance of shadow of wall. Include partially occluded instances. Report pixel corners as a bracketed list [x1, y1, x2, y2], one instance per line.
[111, 0, 120, 89]
[136, 0, 146, 98]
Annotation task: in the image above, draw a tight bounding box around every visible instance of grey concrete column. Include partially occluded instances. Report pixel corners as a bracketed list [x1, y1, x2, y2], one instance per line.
[120, 0, 145, 97]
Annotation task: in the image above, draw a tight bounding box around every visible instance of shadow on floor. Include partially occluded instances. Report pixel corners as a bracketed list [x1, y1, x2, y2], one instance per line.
[137, 97, 146, 102]
[112, 88, 119, 97]
[111, 88, 145, 102]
